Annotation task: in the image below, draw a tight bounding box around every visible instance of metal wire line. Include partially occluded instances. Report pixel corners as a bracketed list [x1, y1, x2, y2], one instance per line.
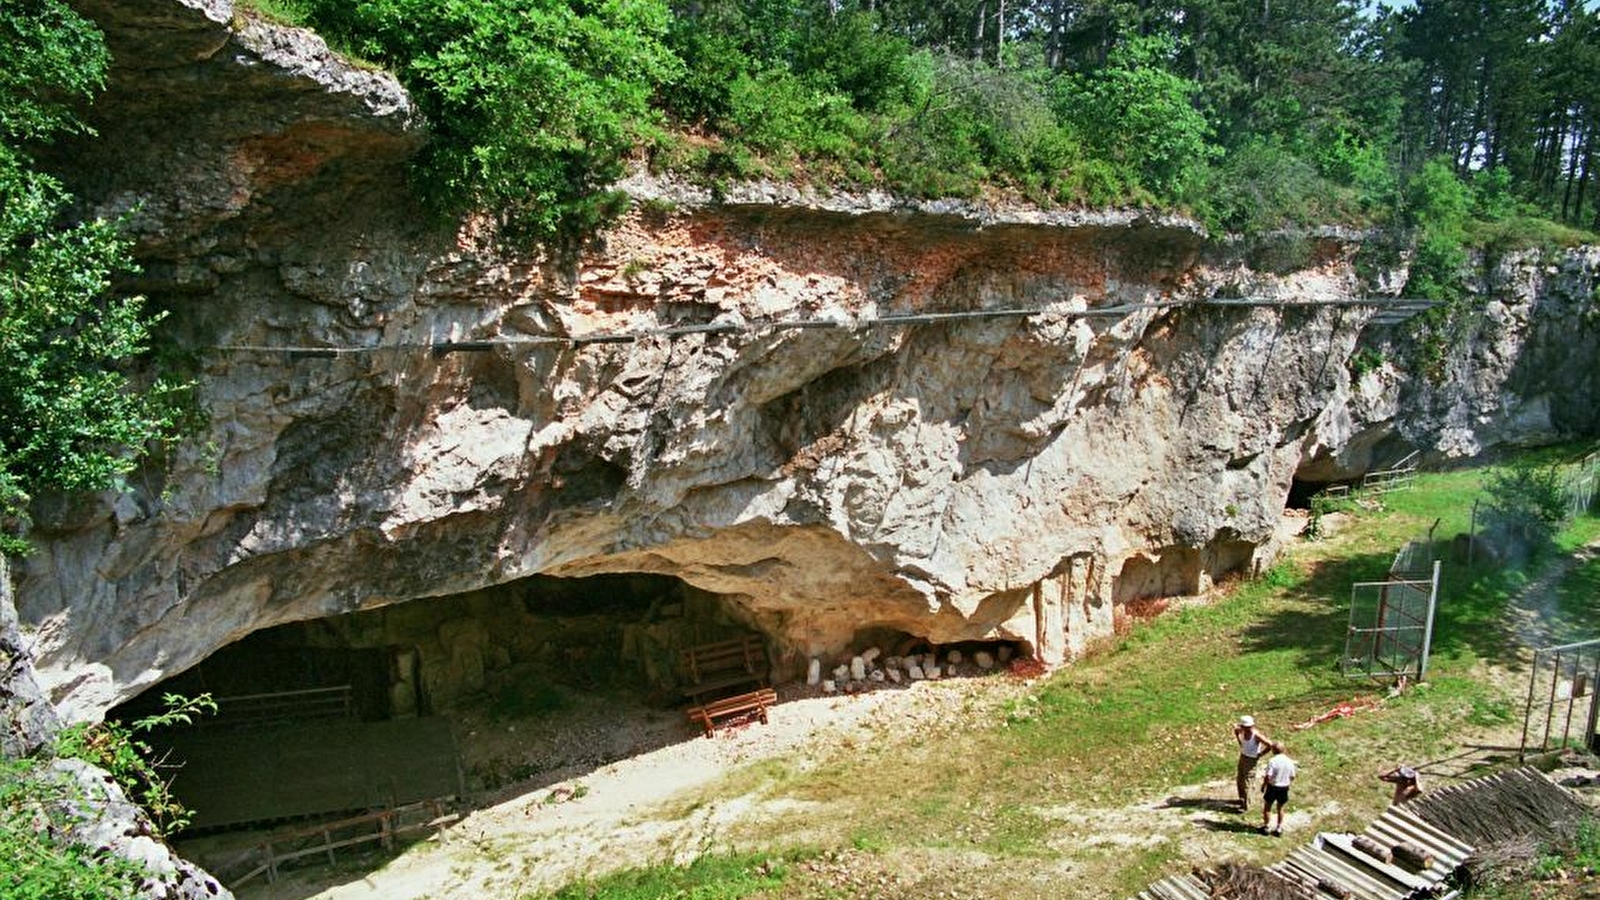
[207, 295, 1437, 357]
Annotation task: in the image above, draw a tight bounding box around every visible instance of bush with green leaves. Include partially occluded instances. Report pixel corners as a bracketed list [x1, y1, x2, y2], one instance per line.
[1, 693, 214, 900]
[1480, 464, 1569, 561]
[1, 0, 188, 554]
[1054, 35, 1216, 201]
[880, 54, 1079, 201]
[1193, 137, 1326, 233]
[299, 0, 681, 248]
[53, 693, 217, 836]
[0, 760, 148, 900]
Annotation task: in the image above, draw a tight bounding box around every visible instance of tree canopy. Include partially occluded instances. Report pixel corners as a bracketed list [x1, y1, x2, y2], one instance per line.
[264, 0, 1600, 242]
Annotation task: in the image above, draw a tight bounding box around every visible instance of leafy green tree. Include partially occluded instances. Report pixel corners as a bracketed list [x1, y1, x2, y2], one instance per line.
[303, 0, 681, 247]
[1481, 464, 1570, 559]
[1054, 34, 1215, 199]
[1, 0, 185, 554]
[1404, 156, 1472, 301]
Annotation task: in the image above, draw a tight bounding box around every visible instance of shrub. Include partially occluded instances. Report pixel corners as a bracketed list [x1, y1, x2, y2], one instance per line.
[724, 69, 864, 160]
[1472, 165, 1518, 222]
[1, 0, 190, 555]
[1480, 464, 1569, 561]
[1054, 35, 1216, 201]
[0, 760, 149, 900]
[301, 0, 681, 248]
[1193, 137, 1324, 233]
[1310, 126, 1398, 215]
[794, 10, 921, 115]
[54, 693, 216, 836]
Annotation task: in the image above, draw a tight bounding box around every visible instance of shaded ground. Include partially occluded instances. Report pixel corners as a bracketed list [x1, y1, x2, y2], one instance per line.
[164, 718, 460, 830]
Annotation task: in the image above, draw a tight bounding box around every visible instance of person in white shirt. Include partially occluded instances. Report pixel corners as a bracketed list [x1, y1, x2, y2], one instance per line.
[1259, 742, 1297, 835]
[1232, 714, 1272, 811]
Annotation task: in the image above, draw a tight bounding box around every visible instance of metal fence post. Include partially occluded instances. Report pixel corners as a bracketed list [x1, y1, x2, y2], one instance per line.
[1417, 561, 1441, 682]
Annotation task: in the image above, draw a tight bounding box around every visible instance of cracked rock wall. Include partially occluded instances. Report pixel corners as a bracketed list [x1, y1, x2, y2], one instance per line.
[15, 0, 1600, 721]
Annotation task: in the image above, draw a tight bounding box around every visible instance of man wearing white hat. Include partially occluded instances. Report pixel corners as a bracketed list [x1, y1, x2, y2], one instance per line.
[1233, 714, 1272, 811]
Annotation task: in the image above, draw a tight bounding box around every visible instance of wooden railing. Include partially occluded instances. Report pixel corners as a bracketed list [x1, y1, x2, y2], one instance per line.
[1362, 450, 1421, 494]
[229, 797, 458, 888]
[206, 685, 353, 728]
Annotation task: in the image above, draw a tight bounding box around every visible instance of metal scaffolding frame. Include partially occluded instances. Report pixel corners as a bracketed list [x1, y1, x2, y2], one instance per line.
[1520, 637, 1600, 761]
[1343, 560, 1441, 683]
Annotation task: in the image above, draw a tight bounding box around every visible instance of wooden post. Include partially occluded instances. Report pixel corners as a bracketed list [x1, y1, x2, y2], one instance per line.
[1468, 498, 1479, 570]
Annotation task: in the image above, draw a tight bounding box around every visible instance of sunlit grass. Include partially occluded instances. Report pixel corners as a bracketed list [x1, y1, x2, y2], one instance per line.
[537, 447, 1600, 898]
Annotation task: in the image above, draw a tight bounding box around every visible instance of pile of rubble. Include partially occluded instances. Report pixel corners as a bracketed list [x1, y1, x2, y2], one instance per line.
[805, 644, 1016, 694]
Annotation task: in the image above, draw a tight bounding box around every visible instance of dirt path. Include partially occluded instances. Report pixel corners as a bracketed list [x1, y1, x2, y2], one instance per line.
[231, 672, 1340, 900]
[234, 685, 931, 900]
[1503, 535, 1600, 652]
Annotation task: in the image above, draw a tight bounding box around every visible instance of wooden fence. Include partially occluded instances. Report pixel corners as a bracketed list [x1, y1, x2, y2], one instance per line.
[229, 797, 458, 888]
[1361, 450, 1421, 494]
[206, 685, 353, 729]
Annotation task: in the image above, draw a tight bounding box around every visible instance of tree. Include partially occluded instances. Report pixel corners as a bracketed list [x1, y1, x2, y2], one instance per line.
[1054, 34, 1215, 198]
[0, 0, 185, 554]
[303, 0, 681, 247]
[1481, 464, 1569, 560]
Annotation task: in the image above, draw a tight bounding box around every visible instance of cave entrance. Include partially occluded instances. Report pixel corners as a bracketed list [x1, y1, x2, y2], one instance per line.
[1288, 477, 1355, 509]
[113, 571, 764, 844]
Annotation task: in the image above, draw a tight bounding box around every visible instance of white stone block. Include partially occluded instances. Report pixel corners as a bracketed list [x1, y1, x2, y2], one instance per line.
[908, 664, 925, 680]
[974, 651, 995, 669]
[861, 647, 882, 663]
[834, 664, 850, 682]
[807, 658, 822, 686]
[886, 668, 902, 684]
[822, 679, 837, 694]
[947, 649, 964, 666]
[851, 656, 867, 681]
[869, 668, 886, 682]
[926, 664, 941, 679]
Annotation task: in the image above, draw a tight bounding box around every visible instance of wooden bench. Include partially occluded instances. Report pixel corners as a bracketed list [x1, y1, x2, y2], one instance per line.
[680, 634, 773, 737]
[679, 635, 770, 704]
[686, 687, 778, 738]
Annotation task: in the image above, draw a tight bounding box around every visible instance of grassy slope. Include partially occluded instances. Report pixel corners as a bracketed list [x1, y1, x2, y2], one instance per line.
[544, 449, 1600, 899]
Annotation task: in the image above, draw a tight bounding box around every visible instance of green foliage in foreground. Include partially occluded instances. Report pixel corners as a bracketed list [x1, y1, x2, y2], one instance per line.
[0, 760, 146, 900]
[54, 693, 216, 836]
[1, 694, 214, 900]
[0, 0, 188, 554]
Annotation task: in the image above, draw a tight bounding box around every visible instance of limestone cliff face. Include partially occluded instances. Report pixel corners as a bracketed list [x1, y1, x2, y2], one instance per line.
[16, 1, 1600, 720]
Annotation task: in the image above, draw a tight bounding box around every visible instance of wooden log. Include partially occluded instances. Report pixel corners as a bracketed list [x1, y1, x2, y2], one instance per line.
[1391, 841, 1434, 871]
[1316, 877, 1351, 899]
[1352, 834, 1392, 863]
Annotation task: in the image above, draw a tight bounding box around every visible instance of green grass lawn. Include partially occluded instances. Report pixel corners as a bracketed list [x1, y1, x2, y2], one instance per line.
[530, 447, 1600, 900]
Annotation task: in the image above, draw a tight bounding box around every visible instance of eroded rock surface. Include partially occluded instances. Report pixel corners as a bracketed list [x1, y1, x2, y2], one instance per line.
[16, 1, 1600, 720]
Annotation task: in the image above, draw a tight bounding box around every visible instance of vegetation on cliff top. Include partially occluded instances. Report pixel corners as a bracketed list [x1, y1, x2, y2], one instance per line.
[246, 0, 1600, 252]
[0, 0, 187, 554]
